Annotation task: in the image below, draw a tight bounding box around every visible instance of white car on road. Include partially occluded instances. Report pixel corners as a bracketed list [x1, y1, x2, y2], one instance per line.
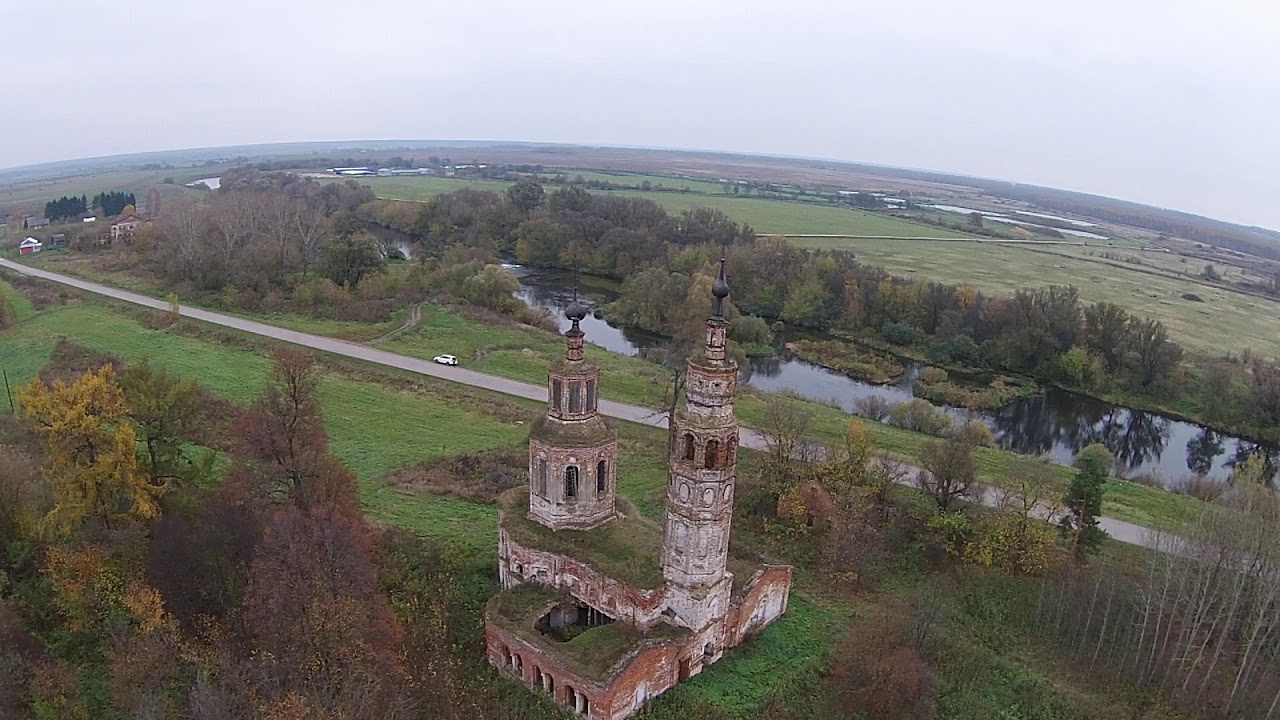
[432, 354, 458, 366]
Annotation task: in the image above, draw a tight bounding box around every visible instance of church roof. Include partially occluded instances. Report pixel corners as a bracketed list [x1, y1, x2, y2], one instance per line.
[499, 487, 663, 588]
[529, 413, 615, 448]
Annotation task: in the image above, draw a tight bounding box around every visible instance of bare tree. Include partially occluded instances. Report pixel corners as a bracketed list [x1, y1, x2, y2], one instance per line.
[159, 201, 206, 283]
[207, 192, 262, 283]
[293, 202, 329, 275]
[916, 436, 977, 510]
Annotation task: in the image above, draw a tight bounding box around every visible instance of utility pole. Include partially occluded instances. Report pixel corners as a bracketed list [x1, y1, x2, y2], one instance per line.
[3, 370, 12, 413]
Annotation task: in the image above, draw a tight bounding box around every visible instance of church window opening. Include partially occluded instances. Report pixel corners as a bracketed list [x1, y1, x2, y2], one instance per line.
[586, 379, 596, 412]
[565, 466, 579, 498]
[683, 433, 696, 462]
[597, 460, 607, 493]
[705, 439, 720, 469]
[568, 382, 582, 413]
[552, 379, 562, 411]
[538, 458, 547, 495]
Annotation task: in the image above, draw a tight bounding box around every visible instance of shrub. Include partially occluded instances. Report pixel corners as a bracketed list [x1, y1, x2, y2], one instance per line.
[730, 314, 774, 347]
[927, 334, 981, 366]
[881, 321, 922, 346]
[917, 367, 948, 385]
[951, 420, 995, 448]
[1171, 475, 1226, 503]
[888, 399, 952, 436]
[855, 395, 891, 422]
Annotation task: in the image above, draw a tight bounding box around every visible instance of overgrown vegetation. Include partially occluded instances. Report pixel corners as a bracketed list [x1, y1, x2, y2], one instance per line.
[784, 338, 904, 383]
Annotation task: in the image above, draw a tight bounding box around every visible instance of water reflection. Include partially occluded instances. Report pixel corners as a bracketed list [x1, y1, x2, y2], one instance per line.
[1186, 429, 1223, 477]
[511, 267, 1271, 485]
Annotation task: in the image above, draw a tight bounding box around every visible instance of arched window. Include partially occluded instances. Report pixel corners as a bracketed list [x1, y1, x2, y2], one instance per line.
[586, 379, 597, 412]
[704, 439, 720, 469]
[565, 466, 579, 498]
[552, 379, 562, 411]
[597, 460, 607, 493]
[538, 458, 548, 495]
[727, 437, 738, 466]
[683, 433, 696, 462]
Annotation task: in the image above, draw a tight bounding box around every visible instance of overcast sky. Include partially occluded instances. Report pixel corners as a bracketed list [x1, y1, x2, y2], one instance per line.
[2, 0, 1276, 228]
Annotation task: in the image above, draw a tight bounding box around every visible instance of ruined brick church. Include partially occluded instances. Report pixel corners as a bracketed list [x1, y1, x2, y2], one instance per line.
[485, 258, 793, 719]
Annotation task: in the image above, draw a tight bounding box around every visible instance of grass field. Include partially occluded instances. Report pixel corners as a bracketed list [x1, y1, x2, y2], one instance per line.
[791, 236, 1280, 358]
[339, 174, 974, 238]
[550, 170, 727, 194]
[0, 298, 533, 551]
[0, 166, 224, 216]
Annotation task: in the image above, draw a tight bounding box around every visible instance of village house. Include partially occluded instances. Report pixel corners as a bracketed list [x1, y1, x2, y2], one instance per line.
[25, 216, 49, 230]
[110, 213, 145, 241]
[19, 237, 43, 255]
[486, 260, 792, 719]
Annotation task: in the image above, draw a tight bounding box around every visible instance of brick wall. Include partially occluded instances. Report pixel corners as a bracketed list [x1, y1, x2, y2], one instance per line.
[499, 531, 668, 628]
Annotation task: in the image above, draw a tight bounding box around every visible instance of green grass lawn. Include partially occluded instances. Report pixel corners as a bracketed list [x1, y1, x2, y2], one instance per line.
[791, 236, 1280, 357]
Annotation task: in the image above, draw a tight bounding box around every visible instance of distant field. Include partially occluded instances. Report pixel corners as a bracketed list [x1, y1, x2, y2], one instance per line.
[792, 236, 1280, 357]
[0, 166, 225, 215]
[555, 170, 726, 194]
[348, 174, 971, 238]
[339, 175, 515, 199]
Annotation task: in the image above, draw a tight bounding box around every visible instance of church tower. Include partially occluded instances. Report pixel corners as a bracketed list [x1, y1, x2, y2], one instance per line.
[662, 255, 740, 630]
[527, 290, 618, 530]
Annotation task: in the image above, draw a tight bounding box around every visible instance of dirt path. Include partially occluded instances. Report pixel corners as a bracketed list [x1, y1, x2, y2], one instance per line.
[370, 302, 424, 344]
[0, 257, 1173, 551]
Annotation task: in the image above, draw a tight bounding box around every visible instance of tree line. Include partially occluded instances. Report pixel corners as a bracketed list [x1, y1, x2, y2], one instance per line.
[43, 195, 87, 221]
[92, 191, 137, 217]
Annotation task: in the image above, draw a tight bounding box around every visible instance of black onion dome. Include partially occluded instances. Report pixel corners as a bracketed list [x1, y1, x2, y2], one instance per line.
[711, 253, 730, 317]
[712, 276, 730, 300]
[566, 299, 588, 323]
[713, 253, 730, 299]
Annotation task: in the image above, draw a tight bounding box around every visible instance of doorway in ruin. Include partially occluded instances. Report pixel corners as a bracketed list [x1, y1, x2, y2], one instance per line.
[535, 600, 615, 642]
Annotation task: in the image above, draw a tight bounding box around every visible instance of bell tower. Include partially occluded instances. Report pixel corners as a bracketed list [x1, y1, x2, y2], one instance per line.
[662, 254, 740, 630]
[527, 287, 618, 530]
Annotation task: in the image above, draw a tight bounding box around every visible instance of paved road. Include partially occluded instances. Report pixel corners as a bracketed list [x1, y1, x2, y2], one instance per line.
[0, 258, 1166, 549]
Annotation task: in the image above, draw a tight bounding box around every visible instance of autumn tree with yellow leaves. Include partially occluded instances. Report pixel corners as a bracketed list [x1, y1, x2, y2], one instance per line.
[19, 365, 163, 534]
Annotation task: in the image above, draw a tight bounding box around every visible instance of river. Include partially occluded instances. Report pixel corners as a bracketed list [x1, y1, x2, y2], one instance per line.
[511, 267, 1274, 485]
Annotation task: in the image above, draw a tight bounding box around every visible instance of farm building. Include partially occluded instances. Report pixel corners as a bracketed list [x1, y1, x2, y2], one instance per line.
[19, 237, 42, 255]
[110, 213, 145, 241]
